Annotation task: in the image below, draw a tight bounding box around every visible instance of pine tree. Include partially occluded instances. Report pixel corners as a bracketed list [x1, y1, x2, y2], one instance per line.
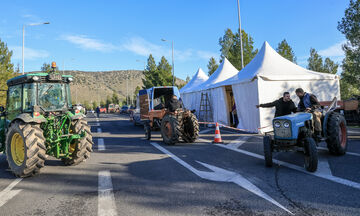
[0, 38, 15, 105]
[185, 75, 190, 83]
[106, 95, 112, 107]
[112, 91, 120, 104]
[207, 57, 219, 76]
[307, 48, 338, 74]
[307, 48, 324, 72]
[276, 39, 297, 63]
[219, 28, 257, 70]
[92, 101, 97, 110]
[156, 56, 173, 86]
[142, 54, 157, 88]
[337, 0, 360, 98]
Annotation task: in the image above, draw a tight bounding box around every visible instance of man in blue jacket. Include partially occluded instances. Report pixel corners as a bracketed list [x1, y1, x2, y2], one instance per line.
[295, 88, 322, 137]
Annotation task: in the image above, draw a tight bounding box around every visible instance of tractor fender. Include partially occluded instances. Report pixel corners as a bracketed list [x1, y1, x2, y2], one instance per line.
[10, 113, 47, 126]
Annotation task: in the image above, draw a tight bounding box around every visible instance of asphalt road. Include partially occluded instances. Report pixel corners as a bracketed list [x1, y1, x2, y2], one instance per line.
[0, 113, 359, 216]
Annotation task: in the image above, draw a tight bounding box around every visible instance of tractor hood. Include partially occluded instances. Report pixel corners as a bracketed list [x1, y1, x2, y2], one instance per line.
[274, 113, 312, 123]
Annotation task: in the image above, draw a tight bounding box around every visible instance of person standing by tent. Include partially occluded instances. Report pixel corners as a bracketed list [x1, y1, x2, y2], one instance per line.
[256, 92, 297, 117]
[96, 106, 100, 118]
[295, 88, 322, 137]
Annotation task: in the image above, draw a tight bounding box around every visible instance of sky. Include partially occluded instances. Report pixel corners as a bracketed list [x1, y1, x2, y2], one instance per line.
[0, 0, 349, 80]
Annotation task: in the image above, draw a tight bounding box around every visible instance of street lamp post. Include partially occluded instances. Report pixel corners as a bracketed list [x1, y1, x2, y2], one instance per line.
[161, 39, 175, 86]
[22, 22, 50, 75]
[236, 0, 244, 69]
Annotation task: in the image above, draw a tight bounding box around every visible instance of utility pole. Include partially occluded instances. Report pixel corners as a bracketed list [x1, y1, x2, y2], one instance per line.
[237, 0, 244, 69]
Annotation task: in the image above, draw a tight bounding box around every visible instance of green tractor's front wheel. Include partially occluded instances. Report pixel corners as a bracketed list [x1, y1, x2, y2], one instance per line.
[62, 119, 93, 166]
[5, 120, 47, 177]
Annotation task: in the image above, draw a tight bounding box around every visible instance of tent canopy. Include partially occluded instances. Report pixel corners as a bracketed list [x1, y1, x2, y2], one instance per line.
[192, 57, 239, 92]
[180, 68, 208, 93]
[212, 41, 339, 88]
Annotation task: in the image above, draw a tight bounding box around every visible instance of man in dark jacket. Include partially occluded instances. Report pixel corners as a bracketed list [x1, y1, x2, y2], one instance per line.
[256, 92, 297, 117]
[166, 95, 182, 112]
[295, 88, 322, 136]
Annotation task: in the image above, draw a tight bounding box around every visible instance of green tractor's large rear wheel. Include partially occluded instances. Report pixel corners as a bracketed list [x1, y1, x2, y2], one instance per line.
[5, 120, 47, 177]
[62, 119, 93, 166]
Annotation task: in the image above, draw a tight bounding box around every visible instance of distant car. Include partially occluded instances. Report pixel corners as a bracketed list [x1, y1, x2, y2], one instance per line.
[130, 108, 141, 126]
[120, 105, 129, 114]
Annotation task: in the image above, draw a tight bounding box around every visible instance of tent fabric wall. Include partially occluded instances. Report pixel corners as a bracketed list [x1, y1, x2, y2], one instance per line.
[232, 80, 260, 132]
[209, 87, 229, 125]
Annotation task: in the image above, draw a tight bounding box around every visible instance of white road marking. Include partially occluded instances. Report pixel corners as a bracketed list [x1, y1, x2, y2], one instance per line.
[98, 171, 117, 216]
[317, 147, 360, 157]
[317, 157, 332, 177]
[96, 118, 99, 122]
[98, 138, 105, 151]
[227, 137, 251, 149]
[0, 178, 22, 207]
[97, 128, 102, 133]
[217, 144, 360, 190]
[93, 123, 100, 127]
[150, 142, 293, 215]
[348, 129, 359, 134]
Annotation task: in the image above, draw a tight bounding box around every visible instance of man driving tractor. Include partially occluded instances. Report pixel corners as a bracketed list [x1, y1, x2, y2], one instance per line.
[295, 88, 322, 138]
[165, 95, 183, 112]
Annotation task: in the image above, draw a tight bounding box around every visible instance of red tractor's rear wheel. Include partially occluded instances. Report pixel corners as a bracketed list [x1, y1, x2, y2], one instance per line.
[161, 114, 182, 145]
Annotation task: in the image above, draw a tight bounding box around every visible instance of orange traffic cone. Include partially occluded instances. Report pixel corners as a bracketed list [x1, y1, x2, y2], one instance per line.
[212, 122, 223, 144]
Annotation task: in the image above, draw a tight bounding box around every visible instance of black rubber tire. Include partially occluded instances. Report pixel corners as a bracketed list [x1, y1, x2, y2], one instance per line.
[303, 137, 318, 172]
[326, 112, 347, 155]
[5, 120, 47, 177]
[161, 114, 181, 145]
[62, 119, 93, 166]
[263, 136, 273, 167]
[144, 123, 151, 140]
[181, 113, 199, 143]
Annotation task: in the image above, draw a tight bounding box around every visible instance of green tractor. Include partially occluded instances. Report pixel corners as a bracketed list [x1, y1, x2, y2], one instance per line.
[0, 62, 93, 177]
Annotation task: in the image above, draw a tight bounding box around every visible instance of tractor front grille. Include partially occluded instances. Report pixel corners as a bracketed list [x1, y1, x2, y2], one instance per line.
[274, 120, 292, 138]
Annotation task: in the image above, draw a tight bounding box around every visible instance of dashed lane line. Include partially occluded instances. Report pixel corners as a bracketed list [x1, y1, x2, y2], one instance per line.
[98, 170, 117, 216]
[97, 128, 102, 133]
[98, 138, 105, 151]
[318, 146, 360, 157]
[0, 178, 23, 207]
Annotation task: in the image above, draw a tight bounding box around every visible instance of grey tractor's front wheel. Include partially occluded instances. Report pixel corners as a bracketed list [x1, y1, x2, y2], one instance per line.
[161, 114, 182, 145]
[326, 112, 347, 155]
[5, 120, 47, 177]
[62, 119, 93, 166]
[181, 113, 199, 143]
[303, 137, 318, 172]
[263, 136, 273, 167]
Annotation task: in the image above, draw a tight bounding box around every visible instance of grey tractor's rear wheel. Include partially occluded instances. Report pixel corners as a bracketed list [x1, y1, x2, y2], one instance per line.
[5, 120, 47, 177]
[326, 112, 347, 155]
[161, 114, 182, 145]
[62, 119, 93, 166]
[181, 113, 199, 143]
[263, 136, 273, 167]
[303, 137, 318, 172]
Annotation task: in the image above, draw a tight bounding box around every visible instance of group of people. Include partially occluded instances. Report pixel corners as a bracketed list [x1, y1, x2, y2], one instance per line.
[256, 88, 322, 137]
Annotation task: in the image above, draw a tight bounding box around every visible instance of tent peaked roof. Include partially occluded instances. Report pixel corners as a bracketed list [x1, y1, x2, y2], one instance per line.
[193, 57, 239, 91]
[216, 41, 339, 87]
[180, 68, 209, 93]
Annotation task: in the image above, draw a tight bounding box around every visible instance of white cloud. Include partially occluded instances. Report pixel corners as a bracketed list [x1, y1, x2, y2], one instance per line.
[9, 46, 49, 60]
[61, 35, 117, 52]
[122, 36, 218, 61]
[318, 40, 346, 57]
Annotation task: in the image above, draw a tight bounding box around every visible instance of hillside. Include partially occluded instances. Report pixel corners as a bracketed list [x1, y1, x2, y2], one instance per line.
[29, 70, 185, 105]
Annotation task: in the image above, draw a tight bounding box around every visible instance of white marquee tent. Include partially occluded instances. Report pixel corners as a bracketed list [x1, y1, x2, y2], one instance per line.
[183, 58, 239, 125]
[211, 41, 340, 133]
[180, 68, 209, 109]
